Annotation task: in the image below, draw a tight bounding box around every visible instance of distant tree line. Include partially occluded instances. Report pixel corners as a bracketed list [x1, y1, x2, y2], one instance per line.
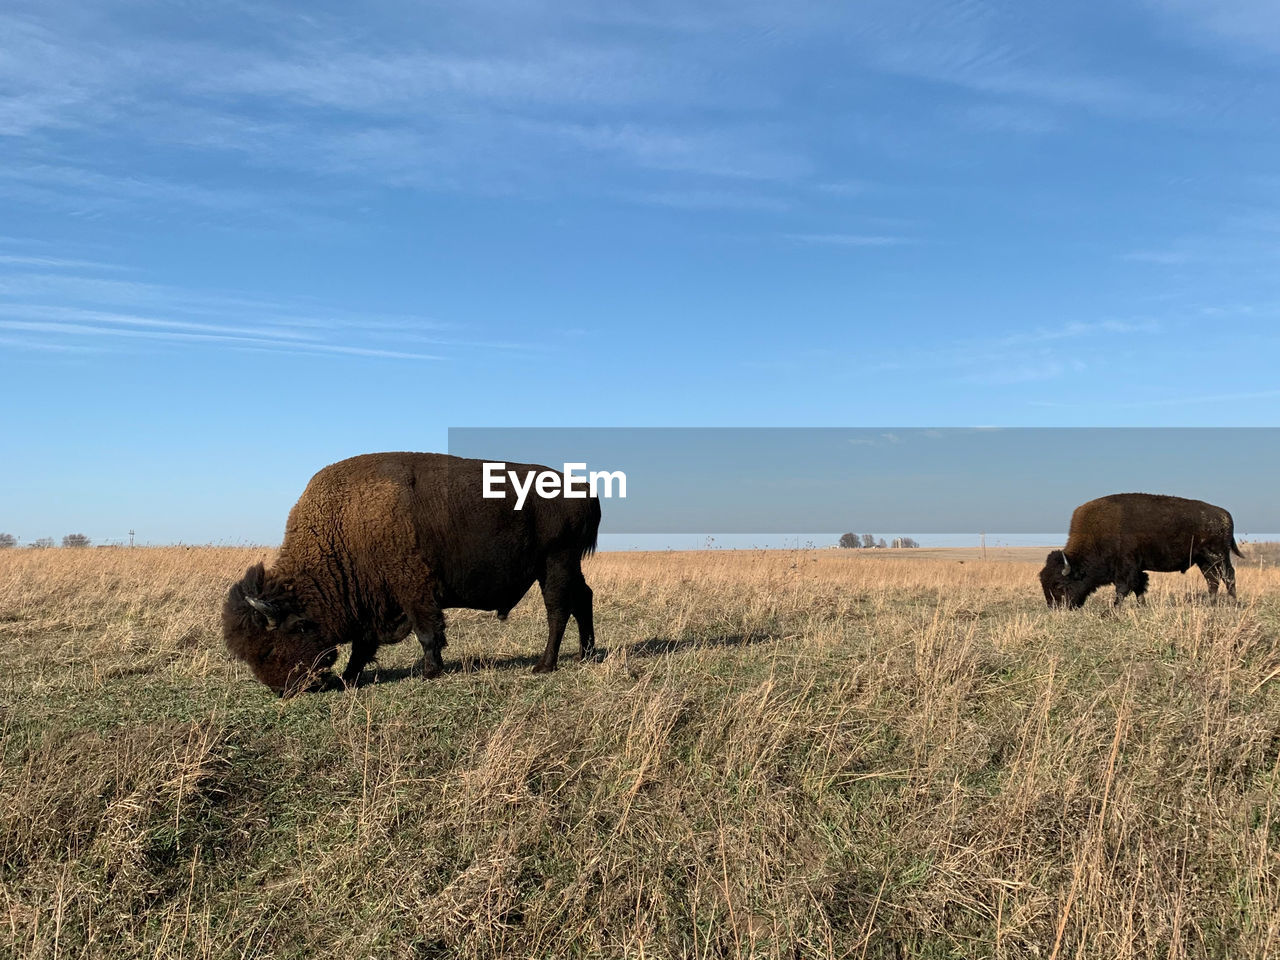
[838, 533, 919, 549]
[0, 533, 94, 548]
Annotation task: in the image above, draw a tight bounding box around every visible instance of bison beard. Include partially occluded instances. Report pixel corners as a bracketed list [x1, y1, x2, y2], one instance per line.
[223, 452, 600, 695]
[1039, 493, 1242, 609]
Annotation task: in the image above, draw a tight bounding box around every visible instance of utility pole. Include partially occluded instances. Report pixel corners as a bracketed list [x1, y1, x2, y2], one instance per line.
[129, 529, 135, 548]
[980, 531, 986, 560]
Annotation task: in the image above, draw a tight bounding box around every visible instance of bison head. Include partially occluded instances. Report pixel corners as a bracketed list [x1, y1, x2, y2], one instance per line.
[222, 563, 339, 695]
[1038, 549, 1088, 608]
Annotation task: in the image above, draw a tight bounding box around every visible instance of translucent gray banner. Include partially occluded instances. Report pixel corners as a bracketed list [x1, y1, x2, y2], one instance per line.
[447, 428, 1280, 535]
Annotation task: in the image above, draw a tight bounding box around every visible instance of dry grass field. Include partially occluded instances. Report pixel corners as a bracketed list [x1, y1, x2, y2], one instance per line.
[3, 546, 1280, 959]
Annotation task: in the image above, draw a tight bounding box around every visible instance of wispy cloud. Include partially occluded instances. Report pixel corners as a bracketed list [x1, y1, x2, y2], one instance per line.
[1111, 205, 1280, 284]
[783, 233, 914, 247]
[0, 5, 812, 212]
[961, 359, 1085, 385]
[612, 187, 790, 212]
[0, 161, 338, 227]
[0, 303, 313, 341]
[875, 317, 1159, 389]
[0, 270, 297, 316]
[0, 12, 125, 137]
[958, 102, 1060, 135]
[0, 257, 539, 363]
[816, 180, 872, 197]
[992, 319, 1161, 347]
[0, 254, 126, 270]
[0, 333, 103, 353]
[0, 318, 443, 361]
[1122, 250, 1193, 265]
[534, 120, 812, 181]
[1031, 387, 1280, 408]
[1147, 0, 1280, 56]
[2, 0, 1258, 246]
[847, 2, 1177, 120]
[202, 46, 710, 113]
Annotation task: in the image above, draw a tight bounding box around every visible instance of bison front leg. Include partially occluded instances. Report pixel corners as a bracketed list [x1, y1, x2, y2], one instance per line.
[1132, 571, 1150, 606]
[417, 634, 445, 678]
[1113, 567, 1148, 608]
[342, 634, 378, 687]
[1112, 575, 1133, 607]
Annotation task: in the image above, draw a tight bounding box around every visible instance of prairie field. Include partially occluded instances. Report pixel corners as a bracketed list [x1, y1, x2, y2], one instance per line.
[3, 546, 1280, 959]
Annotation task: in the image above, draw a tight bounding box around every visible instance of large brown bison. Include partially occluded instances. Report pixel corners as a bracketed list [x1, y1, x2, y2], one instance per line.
[223, 452, 600, 695]
[1039, 493, 1243, 608]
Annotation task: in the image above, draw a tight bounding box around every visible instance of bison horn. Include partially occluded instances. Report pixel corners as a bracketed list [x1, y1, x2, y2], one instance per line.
[1061, 554, 1071, 575]
[245, 595, 279, 626]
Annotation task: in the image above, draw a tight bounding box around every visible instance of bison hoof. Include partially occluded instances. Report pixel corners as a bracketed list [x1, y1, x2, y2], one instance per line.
[531, 661, 556, 674]
[416, 653, 444, 679]
[316, 672, 344, 693]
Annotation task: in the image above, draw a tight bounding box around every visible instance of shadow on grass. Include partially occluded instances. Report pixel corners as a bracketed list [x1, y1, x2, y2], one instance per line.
[627, 631, 781, 658]
[345, 632, 782, 688]
[351, 649, 596, 687]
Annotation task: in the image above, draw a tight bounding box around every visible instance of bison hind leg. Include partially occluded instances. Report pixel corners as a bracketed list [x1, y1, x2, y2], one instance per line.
[406, 604, 447, 679]
[1198, 555, 1239, 601]
[534, 553, 592, 673]
[1198, 554, 1226, 601]
[574, 581, 596, 661]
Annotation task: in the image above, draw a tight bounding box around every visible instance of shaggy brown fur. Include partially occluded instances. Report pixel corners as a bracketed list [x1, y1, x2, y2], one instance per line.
[223, 453, 600, 695]
[1039, 493, 1243, 609]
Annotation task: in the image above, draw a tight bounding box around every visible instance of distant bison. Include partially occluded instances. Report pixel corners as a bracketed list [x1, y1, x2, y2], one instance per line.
[1039, 493, 1242, 608]
[223, 453, 600, 695]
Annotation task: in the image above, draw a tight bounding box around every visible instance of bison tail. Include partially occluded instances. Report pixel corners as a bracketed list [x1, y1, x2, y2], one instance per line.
[1232, 538, 1245, 559]
[581, 497, 602, 558]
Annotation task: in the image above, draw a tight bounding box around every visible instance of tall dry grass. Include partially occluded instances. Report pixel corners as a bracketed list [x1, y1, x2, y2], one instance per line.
[2, 546, 1279, 958]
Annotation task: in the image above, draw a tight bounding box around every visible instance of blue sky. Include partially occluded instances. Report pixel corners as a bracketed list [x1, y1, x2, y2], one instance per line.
[2, 0, 1279, 544]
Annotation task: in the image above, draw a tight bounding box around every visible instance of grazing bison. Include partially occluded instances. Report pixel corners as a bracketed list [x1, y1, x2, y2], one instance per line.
[223, 452, 600, 695]
[1039, 493, 1243, 609]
